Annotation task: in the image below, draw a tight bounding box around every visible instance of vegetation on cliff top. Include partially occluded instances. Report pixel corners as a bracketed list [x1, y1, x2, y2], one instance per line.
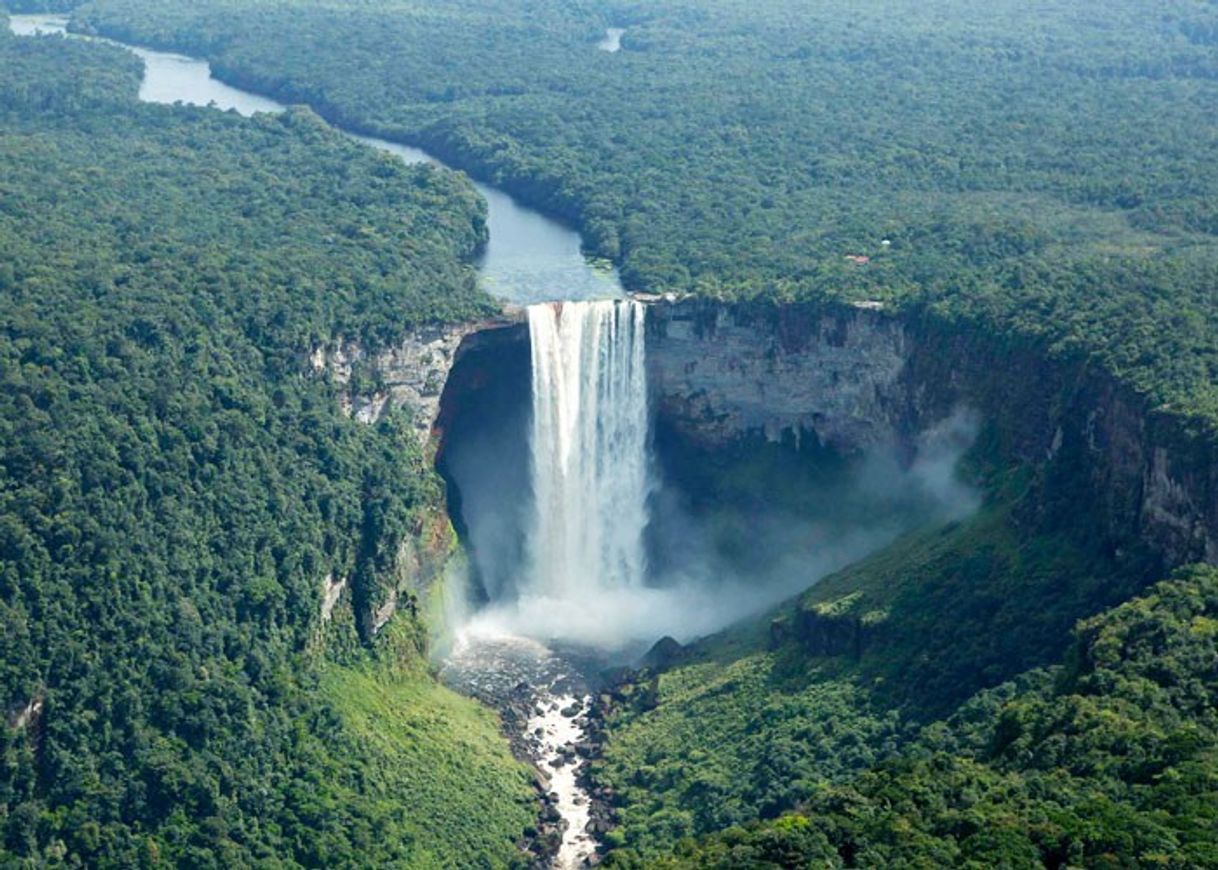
[69, 0, 1218, 428]
[7, 1, 1218, 865]
[0, 25, 530, 866]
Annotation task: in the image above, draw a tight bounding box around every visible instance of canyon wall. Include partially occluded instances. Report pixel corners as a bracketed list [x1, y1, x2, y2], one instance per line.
[645, 297, 1218, 569]
[343, 295, 1218, 639]
[306, 317, 522, 638]
[645, 299, 911, 451]
[308, 323, 482, 441]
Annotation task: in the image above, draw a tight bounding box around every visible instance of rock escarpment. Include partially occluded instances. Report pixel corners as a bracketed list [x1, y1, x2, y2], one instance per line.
[306, 314, 523, 639]
[309, 323, 479, 441]
[646, 299, 909, 451]
[329, 295, 1218, 640]
[644, 297, 1218, 570]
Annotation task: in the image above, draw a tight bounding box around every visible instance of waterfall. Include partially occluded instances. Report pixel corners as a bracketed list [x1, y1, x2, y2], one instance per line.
[526, 299, 650, 600]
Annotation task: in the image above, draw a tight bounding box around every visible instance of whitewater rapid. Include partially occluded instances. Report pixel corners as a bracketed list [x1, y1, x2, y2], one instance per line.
[440, 631, 603, 869]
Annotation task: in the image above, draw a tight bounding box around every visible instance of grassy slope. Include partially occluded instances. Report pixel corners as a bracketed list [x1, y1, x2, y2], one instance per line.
[317, 630, 534, 868]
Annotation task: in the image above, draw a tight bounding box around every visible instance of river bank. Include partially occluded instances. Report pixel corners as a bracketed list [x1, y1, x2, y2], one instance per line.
[8, 13, 622, 307]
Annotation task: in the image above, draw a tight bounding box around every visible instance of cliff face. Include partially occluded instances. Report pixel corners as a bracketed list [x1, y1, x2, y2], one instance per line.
[644, 297, 1218, 569]
[341, 296, 1217, 641]
[310, 513, 455, 644]
[306, 316, 521, 640]
[308, 323, 477, 443]
[646, 300, 910, 451]
[362, 510, 456, 639]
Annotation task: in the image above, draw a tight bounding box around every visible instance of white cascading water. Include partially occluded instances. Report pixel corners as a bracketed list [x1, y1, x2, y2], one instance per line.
[447, 299, 651, 870]
[526, 299, 650, 600]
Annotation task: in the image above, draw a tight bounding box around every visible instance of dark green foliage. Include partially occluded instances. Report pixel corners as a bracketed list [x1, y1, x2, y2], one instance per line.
[593, 647, 907, 855]
[0, 29, 529, 866]
[796, 499, 1142, 718]
[631, 566, 1218, 867]
[9, 1, 1218, 864]
[594, 459, 1165, 860]
[70, 0, 1218, 426]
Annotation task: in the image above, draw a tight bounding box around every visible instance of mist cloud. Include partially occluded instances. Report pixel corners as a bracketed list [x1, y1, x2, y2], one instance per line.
[447, 407, 981, 653]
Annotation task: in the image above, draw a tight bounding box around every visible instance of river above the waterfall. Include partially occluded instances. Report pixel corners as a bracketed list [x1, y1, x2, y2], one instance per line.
[8, 14, 623, 306]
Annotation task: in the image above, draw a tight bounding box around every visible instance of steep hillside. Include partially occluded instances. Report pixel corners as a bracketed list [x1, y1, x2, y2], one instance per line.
[591, 467, 1143, 858]
[606, 564, 1218, 866]
[0, 25, 531, 866]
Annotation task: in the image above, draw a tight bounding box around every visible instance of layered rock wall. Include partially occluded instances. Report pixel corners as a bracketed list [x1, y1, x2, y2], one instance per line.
[644, 297, 1218, 569]
[646, 299, 911, 450]
[326, 295, 1218, 640]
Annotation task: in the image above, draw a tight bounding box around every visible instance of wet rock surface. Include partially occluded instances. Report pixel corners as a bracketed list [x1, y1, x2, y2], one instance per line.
[440, 634, 618, 868]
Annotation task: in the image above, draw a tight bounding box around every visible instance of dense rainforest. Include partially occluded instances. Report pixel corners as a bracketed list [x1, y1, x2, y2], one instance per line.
[604, 563, 1218, 867]
[5, 0, 1218, 867]
[65, 0, 1218, 428]
[585, 461, 1218, 864]
[0, 21, 534, 867]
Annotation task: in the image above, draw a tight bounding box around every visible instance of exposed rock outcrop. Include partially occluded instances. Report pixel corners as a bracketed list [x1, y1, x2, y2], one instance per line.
[8, 696, 43, 732]
[319, 573, 347, 623]
[309, 312, 524, 444]
[362, 509, 455, 639]
[642, 296, 1218, 569]
[646, 299, 908, 450]
[340, 295, 1218, 644]
[639, 636, 684, 671]
[308, 315, 523, 641]
[791, 594, 888, 658]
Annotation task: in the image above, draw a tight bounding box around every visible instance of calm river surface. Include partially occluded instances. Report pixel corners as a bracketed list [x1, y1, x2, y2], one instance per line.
[9, 14, 622, 306]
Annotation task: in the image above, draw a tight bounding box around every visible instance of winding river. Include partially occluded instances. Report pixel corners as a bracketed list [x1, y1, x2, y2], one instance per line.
[10, 13, 614, 868]
[9, 14, 623, 307]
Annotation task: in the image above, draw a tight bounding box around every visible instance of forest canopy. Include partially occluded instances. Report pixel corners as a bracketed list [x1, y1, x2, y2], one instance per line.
[0, 22, 531, 866]
[604, 564, 1218, 867]
[6, 0, 1218, 865]
[67, 0, 1218, 427]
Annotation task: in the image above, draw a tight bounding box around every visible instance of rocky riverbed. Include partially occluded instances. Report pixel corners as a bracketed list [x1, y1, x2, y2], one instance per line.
[440, 632, 618, 868]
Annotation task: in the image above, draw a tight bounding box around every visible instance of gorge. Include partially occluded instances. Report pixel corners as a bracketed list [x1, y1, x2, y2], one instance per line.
[10, 8, 1218, 867]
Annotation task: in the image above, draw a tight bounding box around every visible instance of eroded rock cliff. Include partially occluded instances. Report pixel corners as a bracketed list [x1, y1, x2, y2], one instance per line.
[308, 324, 476, 440]
[306, 315, 522, 640]
[646, 299, 910, 451]
[644, 297, 1218, 569]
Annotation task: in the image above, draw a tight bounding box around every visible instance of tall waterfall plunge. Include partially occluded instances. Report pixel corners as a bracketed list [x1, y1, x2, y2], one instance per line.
[527, 299, 651, 600]
[446, 297, 980, 652]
